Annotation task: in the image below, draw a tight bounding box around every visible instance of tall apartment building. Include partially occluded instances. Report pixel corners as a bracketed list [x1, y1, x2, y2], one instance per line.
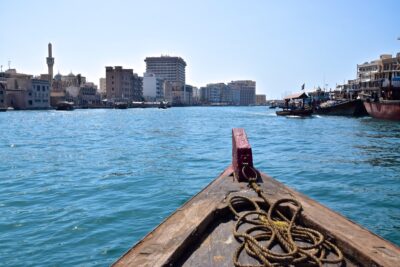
[143, 72, 164, 101]
[228, 80, 256, 106]
[144, 56, 186, 84]
[105, 66, 143, 102]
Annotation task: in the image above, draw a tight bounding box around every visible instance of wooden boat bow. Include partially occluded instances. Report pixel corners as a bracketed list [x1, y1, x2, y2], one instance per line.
[113, 129, 400, 267]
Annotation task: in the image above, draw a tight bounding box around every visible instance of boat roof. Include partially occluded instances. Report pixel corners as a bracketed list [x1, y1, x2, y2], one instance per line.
[284, 92, 308, 100]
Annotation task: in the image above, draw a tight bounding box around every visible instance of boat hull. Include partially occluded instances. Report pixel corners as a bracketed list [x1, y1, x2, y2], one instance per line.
[363, 100, 400, 120]
[315, 99, 367, 116]
[276, 109, 313, 116]
[56, 102, 74, 111]
[113, 167, 400, 267]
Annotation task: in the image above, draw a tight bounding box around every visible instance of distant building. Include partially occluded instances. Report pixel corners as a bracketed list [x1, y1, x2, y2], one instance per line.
[200, 83, 226, 104]
[51, 72, 87, 107]
[228, 80, 256, 105]
[105, 66, 143, 102]
[183, 84, 194, 105]
[145, 56, 186, 84]
[143, 72, 164, 101]
[0, 81, 6, 108]
[192, 86, 200, 105]
[99, 78, 106, 94]
[65, 82, 101, 107]
[31, 79, 51, 109]
[0, 69, 50, 109]
[356, 53, 400, 90]
[171, 82, 189, 106]
[163, 81, 173, 104]
[256, 94, 267, 105]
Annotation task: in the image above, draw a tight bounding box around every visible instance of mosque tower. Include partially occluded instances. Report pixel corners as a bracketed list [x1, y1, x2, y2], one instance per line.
[46, 43, 55, 83]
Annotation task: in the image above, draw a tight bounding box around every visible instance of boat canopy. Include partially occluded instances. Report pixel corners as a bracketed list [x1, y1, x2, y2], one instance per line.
[284, 92, 309, 100]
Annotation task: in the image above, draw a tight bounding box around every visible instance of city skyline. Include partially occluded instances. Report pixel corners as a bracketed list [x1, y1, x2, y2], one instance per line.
[1, 0, 400, 98]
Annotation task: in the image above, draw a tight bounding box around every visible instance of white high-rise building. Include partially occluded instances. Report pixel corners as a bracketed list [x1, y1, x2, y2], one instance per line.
[143, 72, 164, 101]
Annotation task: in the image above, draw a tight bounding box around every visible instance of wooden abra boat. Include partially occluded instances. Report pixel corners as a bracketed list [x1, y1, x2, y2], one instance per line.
[55, 101, 74, 111]
[314, 99, 367, 116]
[276, 92, 313, 116]
[276, 108, 313, 116]
[113, 129, 400, 267]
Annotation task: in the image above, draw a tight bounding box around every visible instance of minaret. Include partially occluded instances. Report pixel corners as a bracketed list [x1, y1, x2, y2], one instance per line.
[46, 43, 55, 83]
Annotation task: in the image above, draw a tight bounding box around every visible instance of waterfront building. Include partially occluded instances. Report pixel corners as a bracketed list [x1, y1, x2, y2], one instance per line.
[144, 56, 186, 84]
[183, 84, 194, 105]
[143, 72, 165, 101]
[0, 81, 6, 108]
[105, 66, 143, 103]
[357, 60, 380, 83]
[228, 80, 256, 106]
[65, 82, 101, 107]
[256, 94, 267, 105]
[169, 82, 191, 105]
[0, 69, 50, 109]
[356, 53, 400, 91]
[50, 72, 87, 107]
[200, 83, 225, 104]
[163, 81, 173, 104]
[31, 79, 51, 109]
[192, 86, 200, 105]
[99, 78, 106, 94]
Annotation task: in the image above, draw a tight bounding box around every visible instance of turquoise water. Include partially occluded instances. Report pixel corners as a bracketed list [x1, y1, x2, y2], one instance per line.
[0, 107, 399, 266]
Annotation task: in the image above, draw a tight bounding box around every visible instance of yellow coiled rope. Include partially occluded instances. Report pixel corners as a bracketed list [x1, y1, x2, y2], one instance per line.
[227, 166, 343, 267]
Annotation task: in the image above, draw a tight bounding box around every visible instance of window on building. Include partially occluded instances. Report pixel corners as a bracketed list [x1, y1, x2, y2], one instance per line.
[37, 86, 40, 91]
[28, 100, 32, 105]
[42, 86, 45, 91]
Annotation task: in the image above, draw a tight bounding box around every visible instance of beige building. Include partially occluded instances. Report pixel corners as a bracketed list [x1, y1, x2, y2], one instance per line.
[0, 69, 50, 109]
[99, 78, 106, 94]
[105, 66, 143, 102]
[256, 94, 267, 105]
[228, 80, 256, 105]
[65, 82, 101, 107]
[145, 56, 186, 84]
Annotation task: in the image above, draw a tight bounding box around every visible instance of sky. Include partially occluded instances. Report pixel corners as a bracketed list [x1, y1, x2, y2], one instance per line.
[1, 0, 400, 99]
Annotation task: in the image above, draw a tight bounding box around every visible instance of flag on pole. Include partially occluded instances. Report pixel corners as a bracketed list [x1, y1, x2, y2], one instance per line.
[301, 83, 305, 90]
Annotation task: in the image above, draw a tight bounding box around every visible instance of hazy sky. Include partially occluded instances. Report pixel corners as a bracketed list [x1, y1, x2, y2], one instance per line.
[1, 0, 399, 98]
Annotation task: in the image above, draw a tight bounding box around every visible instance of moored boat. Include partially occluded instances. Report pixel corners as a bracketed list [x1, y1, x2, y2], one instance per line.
[276, 108, 313, 116]
[114, 102, 128, 109]
[314, 99, 367, 116]
[113, 129, 400, 267]
[363, 99, 400, 120]
[56, 101, 74, 111]
[276, 92, 313, 116]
